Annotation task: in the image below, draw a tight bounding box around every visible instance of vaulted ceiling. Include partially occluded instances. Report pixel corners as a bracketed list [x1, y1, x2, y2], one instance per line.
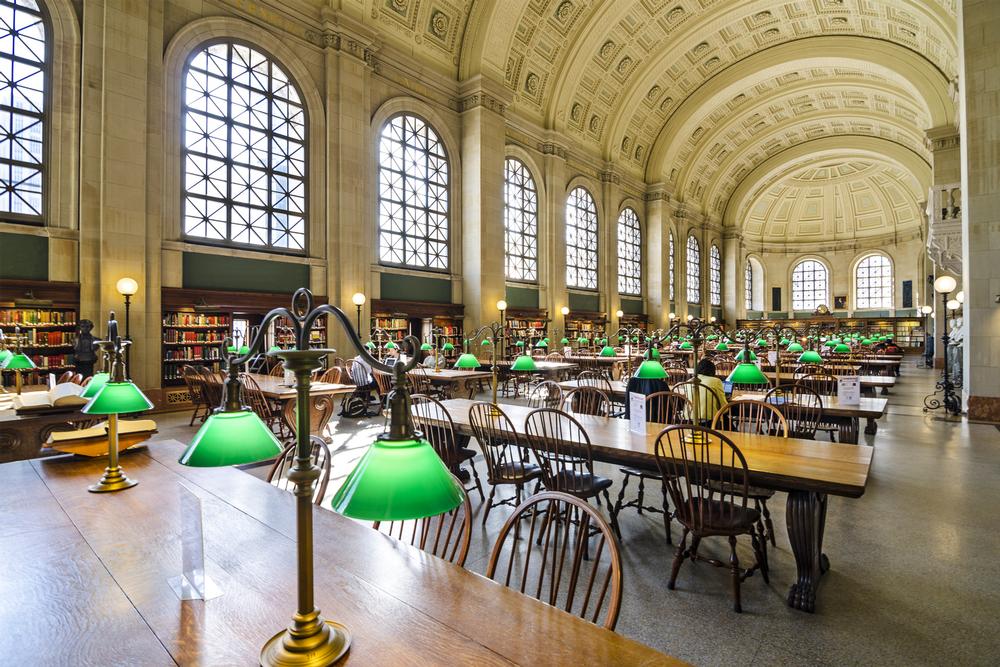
[347, 0, 958, 229]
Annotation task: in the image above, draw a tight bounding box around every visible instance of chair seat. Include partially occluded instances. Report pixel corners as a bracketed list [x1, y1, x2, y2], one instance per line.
[496, 460, 542, 483]
[704, 478, 775, 500]
[619, 466, 663, 481]
[552, 470, 613, 497]
[674, 498, 761, 535]
[458, 447, 478, 463]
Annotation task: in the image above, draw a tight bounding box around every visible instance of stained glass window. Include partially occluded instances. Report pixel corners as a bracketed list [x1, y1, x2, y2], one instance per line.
[504, 158, 537, 282]
[617, 208, 641, 295]
[709, 244, 721, 306]
[565, 186, 598, 290]
[668, 232, 675, 301]
[183, 42, 306, 251]
[377, 114, 449, 270]
[856, 254, 893, 309]
[0, 0, 46, 222]
[745, 260, 754, 311]
[792, 259, 828, 311]
[686, 235, 700, 304]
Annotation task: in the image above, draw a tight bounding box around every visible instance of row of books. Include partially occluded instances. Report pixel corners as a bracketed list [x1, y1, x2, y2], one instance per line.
[163, 346, 224, 362]
[373, 317, 409, 330]
[0, 309, 77, 326]
[2, 353, 76, 369]
[18, 330, 76, 346]
[163, 330, 227, 343]
[162, 313, 231, 327]
[163, 361, 221, 381]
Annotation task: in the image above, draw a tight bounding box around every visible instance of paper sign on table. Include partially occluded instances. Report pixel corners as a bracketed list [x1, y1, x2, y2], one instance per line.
[629, 392, 646, 434]
[838, 376, 861, 405]
[767, 351, 778, 367]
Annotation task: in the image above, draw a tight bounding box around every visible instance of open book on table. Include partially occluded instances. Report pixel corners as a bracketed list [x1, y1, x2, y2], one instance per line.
[12, 383, 88, 411]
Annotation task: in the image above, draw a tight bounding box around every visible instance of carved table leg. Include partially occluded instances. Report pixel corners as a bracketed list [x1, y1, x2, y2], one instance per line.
[864, 418, 878, 435]
[785, 491, 829, 613]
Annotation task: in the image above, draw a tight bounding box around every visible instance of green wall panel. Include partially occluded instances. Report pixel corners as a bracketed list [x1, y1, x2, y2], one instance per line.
[620, 298, 643, 315]
[768, 311, 789, 319]
[380, 272, 451, 303]
[568, 292, 600, 312]
[0, 233, 47, 280]
[505, 285, 538, 309]
[182, 252, 309, 293]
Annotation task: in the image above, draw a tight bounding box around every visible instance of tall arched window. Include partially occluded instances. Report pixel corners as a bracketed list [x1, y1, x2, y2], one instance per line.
[791, 259, 828, 311]
[686, 235, 700, 304]
[183, 42, 307, 251]
[617, 207, 641, 295]
[856, 254, 893, 309]
[378, 114, 449, 270]
[0, 0, 47, 223]
[504, 158, 537, 282]
[565, 186, 598, 290]
[668, 232, 675, 302]
[745, 260, 754, 311]
[709, 244, 721, 306]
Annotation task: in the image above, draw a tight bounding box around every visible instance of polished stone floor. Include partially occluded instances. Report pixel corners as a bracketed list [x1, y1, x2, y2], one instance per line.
[154, 362, 1000, 666]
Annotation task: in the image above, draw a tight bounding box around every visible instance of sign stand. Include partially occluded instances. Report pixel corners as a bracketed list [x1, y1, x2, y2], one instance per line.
[168, 481, 223, 601]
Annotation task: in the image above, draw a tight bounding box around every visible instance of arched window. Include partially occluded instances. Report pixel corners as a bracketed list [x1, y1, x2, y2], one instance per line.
[617, 207, 641, 295]
[504, 158, 537, 282]
[745, 259, 754, 311]
[709, 244, 721, 306]
[0, 0, 47, 223]
[791, 259, 828, 311]
[668, 232, 675, 302]
[686, 235, 700, 304]
[856, 254, 893, 309]
[378, 113, 449, 270]
[565, 186, 598, 290]
[183, 42, 307, 251]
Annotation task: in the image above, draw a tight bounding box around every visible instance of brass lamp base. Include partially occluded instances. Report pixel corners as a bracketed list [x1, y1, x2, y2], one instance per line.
[260, 620, 350, 667]
[88, 466, 138, 493]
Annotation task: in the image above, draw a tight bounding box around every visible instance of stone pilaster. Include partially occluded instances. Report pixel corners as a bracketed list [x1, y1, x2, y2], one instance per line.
[541, 141, 569, 327]
[600, 166, 621, 326]
[644, 185, 669, 330]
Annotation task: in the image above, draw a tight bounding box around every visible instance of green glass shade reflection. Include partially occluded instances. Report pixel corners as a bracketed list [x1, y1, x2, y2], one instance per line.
[80, 372, 110, 399]
[833, 343, 851, 353]
[647, 348, 661, 360]
[385, 341, 397, 350]
[734, 349, 758, 362]
[0, 349, 11, 365]
[599, 346, 616, 357]
[481, 339, 492, 346]
[365, 341, 376, 349]
[577, 337, 589, 345]
[727, 363, 769, 386]
[511, 355, 537, 371]
[454, 353, 481, 369]
[634, 360, 667, 379]
[420, 343, 433, 351]
[787, 342, 804, 353]
[798, 350, 824, 364]
[331, 437, 464, 521]
[679, 341, 693, 350]
[2, 352, 35, 370]
[178, 410, 283, 467]
[560, 338, 570, 345]
[535, 340, 548, 348]
[779, 338, 789, 346]
[515, 341, 525, 348]
[82, 381, 154, 415]
[441, 343, 455, 351]
[715, 342, 729, 352]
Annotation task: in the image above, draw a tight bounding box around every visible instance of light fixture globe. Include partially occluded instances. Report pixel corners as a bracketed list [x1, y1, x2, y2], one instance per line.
[331, 436, 464, 521]
[560, 306, 570, 316]
[80, 372, 110, 399]
[511, 355, 537, 371]
[947, 299, 960, 311]
[727, 363, 769, 386]
[615, 309, 624, 318]
[934, 275, 957, 294]
[920, 305, 933, 315]
[496, 300, 508, 312]
[599, 345, 616, 357]
[956, 291, 965, 304]
[454, 353, 481, 369]
[634, 359, 667, 379]
[351, 292, 366, 306]
[179, 410, 283, 467]
[115, 277, 138, 296]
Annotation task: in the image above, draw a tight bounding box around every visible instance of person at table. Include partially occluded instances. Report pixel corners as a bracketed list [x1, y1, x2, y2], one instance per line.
[421, 351, 440, 368]
[680, 358, 728, 423]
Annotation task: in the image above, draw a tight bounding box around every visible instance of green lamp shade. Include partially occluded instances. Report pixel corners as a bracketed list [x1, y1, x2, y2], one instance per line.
[824, 340, 838, 348]
[679, 341, 693, 350]
[331, 437, 464, 521]
[755, 338, 768, 347]
[82, 381, 154, 415]
[2, 352, 36, 370]
[365, 341, 376, 349]
[420, 343, 433, 351]
[226, 345, 237, 353]
[511, 355, 537, 371]
[268, 345, 281, 352]
[714, 342, 729, 352]
[706, 334, 718, 341]
[385, 341, 397, 350]
[798, 350, 824, 364]
[535, 340, 548, 348]
[734, 349, 758, 362]
[779, 338, 789, 346]
[480, 339, 492, 346]
[238, 345, 250, 355]
[861, 338, 873, 346]
[787, 342, 804, 353]
[599, 345, 616, 357]
[441, 342, 455, 351]
[0, 349, 11, 365]
[543, 337, 550, 343]
[80, 372, 110, 399]
[515, 341, 525, 348]
[454, 353, 481, 369]
[631, 337, 639, 343]
[634, 360, 667, 379]
[560, 337, 570, 345]
[577, 337, 589, 345]
[647, 348, 661, 360]
[727, 362, 769, 386]
[178, 410, 283, 467]
[833, 343, 851, 353]
[618, 335, 626, 342]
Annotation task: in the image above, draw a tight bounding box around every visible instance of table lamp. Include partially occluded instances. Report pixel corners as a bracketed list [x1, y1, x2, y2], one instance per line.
[833, 343, 851, 354]
[715, 341, 729, 352]
[634, 359, 667, 379]
[511, 354, 537, 371]
[1, 329, 35, 394]
[798, 349, 823, 364]
[80, 341, 113, 399]
[81, 334, 153, 493]
[787, 342, 804, 353]
[599, 345, 616, 357]
[727, 362, 769, 386]
[454, 338, 480, 369]
[734, 348, 757, 362]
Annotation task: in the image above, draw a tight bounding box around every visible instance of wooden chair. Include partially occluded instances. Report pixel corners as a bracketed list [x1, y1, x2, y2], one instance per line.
[523, 408, 619, 537]
[318, 367, 343, 384]
[576, 371, 623, 415]
[766, 384, 824, 440]
[824, 363, 861, 377]
[373, 476, 473, 567]
[611, 391, 694, 545]
[198, 368, 224, 410]
[792, 363, 823, 376]
[57, 370, 74, 383]
[239, 373, 283, 434]
[574, 347, 593, 357]
[713, 358, 737, 376]
[410, 395, 485, 502]
[266, 436, 331, 506]
[653, 425, 767, 612]
[486, 491, 622, 630]
[526, 380, 563, 409]
[530, 347, 547, 358]
[372, 369, 394, 407]
[797, 371, 858, 443]
[269, 361, 285, 377]
[544, 352, 564, 361]
[182, 365, 210, 426]
[561, 386, 612, 417]
[673, 379, 723, 425]
[712, 401, 788, 549]
[663, 363, 689, 387]
[468, 402, 542, 525]
[281, 395, 336, 442]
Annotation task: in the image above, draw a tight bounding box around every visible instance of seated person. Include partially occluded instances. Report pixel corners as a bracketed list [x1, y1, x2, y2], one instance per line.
[884, 340, 902, 355]
[422, 351, 440, 368]
[680, 358, 728, 423]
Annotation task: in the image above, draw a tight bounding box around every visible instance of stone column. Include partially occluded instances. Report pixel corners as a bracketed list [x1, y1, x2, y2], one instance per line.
[460, 77, 510, 328]
[926, 126, 961, 368]
[541, 142, 569, 333]
[600, 167, 622, 329]
[959, 0, 1000, 419]
[723, 232, 740, 323]
[644, 186, 668, 330]
[672, 205, 689, 323]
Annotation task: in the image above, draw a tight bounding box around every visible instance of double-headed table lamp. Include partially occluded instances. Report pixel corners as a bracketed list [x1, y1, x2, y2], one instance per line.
[0, 327, 35, 394]
[178, 288, 462, 667]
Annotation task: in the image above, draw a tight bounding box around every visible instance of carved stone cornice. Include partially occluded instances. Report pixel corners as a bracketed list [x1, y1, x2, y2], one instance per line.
[599, 166, 620, 185]
[305, 28, 381, 71]
[458, 92, 507, 115]
[925, 125, 960, 152]
[458, 74, 512, 117]
[538, 142, 568, 160]
[643, 182, 671, 203]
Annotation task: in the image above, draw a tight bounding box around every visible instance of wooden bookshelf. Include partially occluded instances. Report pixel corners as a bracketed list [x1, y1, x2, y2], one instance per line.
[565, 312, 608, 345]
[370, 299, 465, 358]
[0, 280, 80, 386]
[506, 308, 549, 348]
[734, 315, 926, 349]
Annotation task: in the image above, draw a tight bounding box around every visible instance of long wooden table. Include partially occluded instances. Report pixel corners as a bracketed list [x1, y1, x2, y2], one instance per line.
[410, 368, 493, 399]
[246, 373, 355, 402]
[436, 399, 874, 613]
[1, 441, 680, 665]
